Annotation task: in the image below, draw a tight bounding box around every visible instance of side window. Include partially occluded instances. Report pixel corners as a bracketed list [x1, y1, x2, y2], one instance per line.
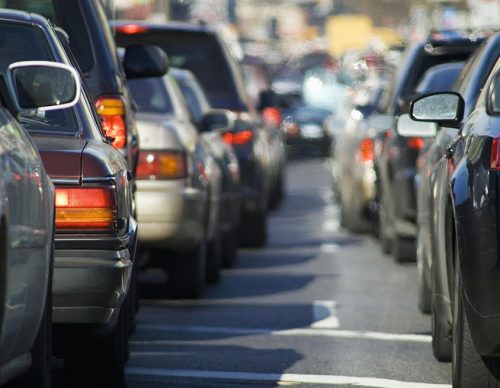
[475, 56, 500, 111]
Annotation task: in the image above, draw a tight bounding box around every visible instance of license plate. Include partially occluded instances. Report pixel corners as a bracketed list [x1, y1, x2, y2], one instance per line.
[301, 124, 322, 139]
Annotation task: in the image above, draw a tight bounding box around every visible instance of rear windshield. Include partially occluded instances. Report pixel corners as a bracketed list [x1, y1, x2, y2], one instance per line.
[127, 77, 174, 115]
[2, 0, 95, 72]
[0, 21, 78, 132]
[116, 29, 244, 110]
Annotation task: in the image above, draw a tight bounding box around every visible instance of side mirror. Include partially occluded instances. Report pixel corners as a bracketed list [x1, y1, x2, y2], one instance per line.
[6, 61, 81, 112]
[487, 71, 500, 115]
[200, 109, 236, 133]
[257, 89, 278, 110]
[410, 92, 464, 124]
[396, 113, 437, 138]
[123, 44, 168, 79]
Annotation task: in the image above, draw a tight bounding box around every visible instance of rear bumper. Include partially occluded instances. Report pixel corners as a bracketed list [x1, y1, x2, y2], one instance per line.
[52, 218, 137, 329]
[135, 179, 207, 252]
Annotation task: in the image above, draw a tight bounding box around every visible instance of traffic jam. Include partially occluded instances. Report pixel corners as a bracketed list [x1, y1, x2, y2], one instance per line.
[0, 0, 499, 387]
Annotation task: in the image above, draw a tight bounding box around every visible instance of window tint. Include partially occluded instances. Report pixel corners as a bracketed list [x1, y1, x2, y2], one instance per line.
[116, 30, 243, 110]
[127, 77, 174, 115]
[0, 22, 78, 132]
[416, 63, 464, 93]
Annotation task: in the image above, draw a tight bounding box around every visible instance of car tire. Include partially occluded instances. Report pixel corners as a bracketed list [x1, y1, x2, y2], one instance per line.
[13, 244, 53, 388]
[417, 234, 431, 314]
[269, 171, 284, 210]
[453, 271, 500, 387]
[239, 210, 267, 248]
[393, 235, 416, 262]
[222, 227, 238, 268]
[165, 240, 206, 299]
[206, 224, 222, 284]
[64, 308, 126, 388]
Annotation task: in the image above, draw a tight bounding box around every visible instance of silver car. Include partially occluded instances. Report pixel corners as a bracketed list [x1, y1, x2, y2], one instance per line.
[0, 60, 81, 386]
[128, 71, 223, 298]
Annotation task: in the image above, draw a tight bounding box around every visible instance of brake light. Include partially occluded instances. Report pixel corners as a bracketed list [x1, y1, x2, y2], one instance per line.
[116, 24, 149, 34]
[262, 107, 282, 128]
[407, 137, 425, 150]
[95, 97, 127, 149]
[222, 130, 253, 145]
[491, 138, 500, 170]
[55, 187, 117, 232]
[136, 150, 188, 180]
[357, 138, 374, 162]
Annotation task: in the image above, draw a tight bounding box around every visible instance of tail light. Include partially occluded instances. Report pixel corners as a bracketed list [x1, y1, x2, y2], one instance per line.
[491, 138, 500, 170]
[407, 137, 425, 150]
[55, 187, 117, 232]
[357, 138, 374, 162]
[115, 24, 149, 35]
[222, 130, 253, 145]
[95, 96, 127, 149]
[137, 150, 188, 180]
[262, 107, 282, 128]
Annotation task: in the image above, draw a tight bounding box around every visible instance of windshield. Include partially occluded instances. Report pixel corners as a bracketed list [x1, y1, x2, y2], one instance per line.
[127, 76, 174, 115]
[0, 21, 78, 132]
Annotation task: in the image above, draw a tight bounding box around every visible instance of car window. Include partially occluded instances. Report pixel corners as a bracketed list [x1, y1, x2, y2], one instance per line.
[174, 76, 211, 124]
[2, 0, 96, 73]
[127, 77, 174, 115]
[116, 30, 244, 110]
[416, 63, 464, 93]
[0, 21, 78, 132]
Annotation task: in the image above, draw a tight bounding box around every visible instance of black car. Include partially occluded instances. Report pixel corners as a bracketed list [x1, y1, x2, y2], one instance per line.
[171, 67, 241, 267]
[113, 21, 285, 247]
[375, 34, 482, 261]
[410, 34, 500, 371]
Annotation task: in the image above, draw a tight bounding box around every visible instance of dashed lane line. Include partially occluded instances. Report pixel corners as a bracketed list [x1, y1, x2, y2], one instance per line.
[125, 367, 450, 387]
[134, 323, 432, 344]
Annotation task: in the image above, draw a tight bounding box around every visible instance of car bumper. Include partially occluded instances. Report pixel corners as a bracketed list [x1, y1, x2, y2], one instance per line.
[135, 179, 206, 252]
[52, 217, 137, 328]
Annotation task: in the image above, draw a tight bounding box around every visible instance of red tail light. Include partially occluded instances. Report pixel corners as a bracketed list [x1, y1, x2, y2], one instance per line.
[55, 187, 117, 232]
[491, 138, 500, 170]
[407, 137, 425, 150]
[222, 130, 253, 145]
[115, 24, 149, 35]
[137, 150, 188, 180]
[357, 138, 374, 162]
[95, 97, 127, 149]
[262, 107, 282, 128]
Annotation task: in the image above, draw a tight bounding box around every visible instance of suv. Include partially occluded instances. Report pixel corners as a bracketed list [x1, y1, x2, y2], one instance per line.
[374, 34, 482, 261]
[113, 21, 283, 247]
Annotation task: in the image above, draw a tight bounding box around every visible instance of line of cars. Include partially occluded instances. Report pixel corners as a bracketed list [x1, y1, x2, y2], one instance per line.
[0, 2, 286, 387]
[333, 30, 500, 386]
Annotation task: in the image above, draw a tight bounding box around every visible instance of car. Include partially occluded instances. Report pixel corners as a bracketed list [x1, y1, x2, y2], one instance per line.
[408, 34, 500, 367]
[330, 82, 389, 233]
[410, 39, 500, 385]
[113, 20, 284, 247]
[0, 61, 62, 387]
[126, 63, 227, 297]
[0, 10, 163, 386]
[171, 67, 241, 268]
[374, 34, 482, 262]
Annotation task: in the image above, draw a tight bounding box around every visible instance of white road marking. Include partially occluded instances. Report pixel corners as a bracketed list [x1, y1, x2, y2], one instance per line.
[311, 300, 339, 328]
[321, 243, 339, 253]
[134, 323, 431, 344]
[323, 219, 339, 232]
[125, 367, 450, 387]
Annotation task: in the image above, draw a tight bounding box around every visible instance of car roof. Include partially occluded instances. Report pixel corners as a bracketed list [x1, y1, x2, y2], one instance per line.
[0, 7, 51, 27]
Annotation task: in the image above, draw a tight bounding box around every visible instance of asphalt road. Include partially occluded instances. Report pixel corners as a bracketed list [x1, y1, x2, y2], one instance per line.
[126, 158, 452, 388]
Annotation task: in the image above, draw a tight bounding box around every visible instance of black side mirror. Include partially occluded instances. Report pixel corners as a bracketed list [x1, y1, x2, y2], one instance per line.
[200, 109, 236, 133]
[410, 92, 464, 124]
[123, 44, 168, 79]
[257, 89, 278, 111]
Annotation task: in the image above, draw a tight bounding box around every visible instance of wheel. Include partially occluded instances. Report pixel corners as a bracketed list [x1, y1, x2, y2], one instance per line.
[64, 308, 126, 388]
[13, 245, 53, 388]
[417, 236, 431, 314]
[268, 171, 284, 210]
[206, 225, 222, 284]
[453, 272, 500, 387]
[222, 227, 238, 268]
[239, 210, 267, 248]
[165, 240, 206, 299]
[393, 235, 416, 262]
